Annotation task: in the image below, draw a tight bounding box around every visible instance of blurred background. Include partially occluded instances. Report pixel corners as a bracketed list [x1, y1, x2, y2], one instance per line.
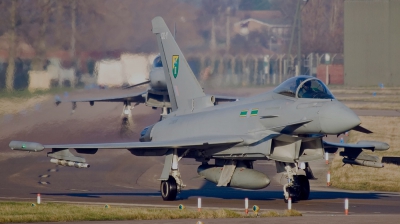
[0, 0, 389, 92]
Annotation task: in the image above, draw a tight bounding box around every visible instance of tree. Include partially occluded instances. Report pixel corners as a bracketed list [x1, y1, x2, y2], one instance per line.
[31, 0, 54, 71]
[5, 0, 17, 91]
[196, 0, 239, 52]
[301, 0, 344, 53]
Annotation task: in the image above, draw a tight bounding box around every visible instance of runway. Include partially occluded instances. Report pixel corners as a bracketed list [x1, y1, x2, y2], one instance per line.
[1, 88, 400, 219]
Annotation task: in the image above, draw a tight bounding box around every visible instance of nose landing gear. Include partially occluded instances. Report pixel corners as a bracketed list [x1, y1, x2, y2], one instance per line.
[283, 164, 310, 203]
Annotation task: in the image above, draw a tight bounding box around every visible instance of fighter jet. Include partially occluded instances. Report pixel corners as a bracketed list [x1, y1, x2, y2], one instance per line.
[61, 54, 237, 120]
[10, 17, 389, 202]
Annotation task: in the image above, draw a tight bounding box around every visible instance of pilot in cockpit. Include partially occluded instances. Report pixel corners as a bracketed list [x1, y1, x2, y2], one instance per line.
[298, 81, 314, 98]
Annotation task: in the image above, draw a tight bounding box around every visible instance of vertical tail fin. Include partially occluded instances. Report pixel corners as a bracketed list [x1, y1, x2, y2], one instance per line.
[152, 17, 213, 113]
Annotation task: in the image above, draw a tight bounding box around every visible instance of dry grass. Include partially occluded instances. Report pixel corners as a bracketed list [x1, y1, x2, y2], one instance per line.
[328, 86, 400, 109]
[0, 87, 76, 115]
[337, 95, 400, 103]
[342, 102, 400, 110]
[330, 116, 400, 191]
[330, 87, 400, 95]
[0, 95, 49, 115]
[0, 202, 301, 223]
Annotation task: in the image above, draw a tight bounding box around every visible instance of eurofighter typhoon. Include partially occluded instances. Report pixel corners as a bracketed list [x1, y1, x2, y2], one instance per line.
[9, 17, 389, 202]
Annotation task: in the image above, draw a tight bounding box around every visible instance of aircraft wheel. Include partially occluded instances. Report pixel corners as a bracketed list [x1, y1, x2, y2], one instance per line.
[297, 175, 310, 200]
[160, 176, 177, 201]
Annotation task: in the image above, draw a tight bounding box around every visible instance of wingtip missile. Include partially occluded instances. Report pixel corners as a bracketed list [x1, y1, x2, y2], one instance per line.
[9, 141, 45, 152]
[50, 158, 90, 168]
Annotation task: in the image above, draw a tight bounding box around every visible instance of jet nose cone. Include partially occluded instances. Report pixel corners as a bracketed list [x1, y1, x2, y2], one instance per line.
[319, 101, 360, 134]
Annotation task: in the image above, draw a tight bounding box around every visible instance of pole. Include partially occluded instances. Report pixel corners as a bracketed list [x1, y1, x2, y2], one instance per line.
[198, 197, 201, 212]
[288, 0, 301, 57]
[37, 193, 41, 204]
[245, 198, 249, 214]
[226, 7, 231, 52]
[325, 152, 329, 164]
[297, 0, 302, 76]
[326, 64, 329, 84]
[327, 171, 331, 186]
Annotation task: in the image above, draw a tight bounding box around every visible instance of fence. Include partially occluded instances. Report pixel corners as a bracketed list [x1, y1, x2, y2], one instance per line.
[186, 53, 343, 87]
[0, 53, 344, 90]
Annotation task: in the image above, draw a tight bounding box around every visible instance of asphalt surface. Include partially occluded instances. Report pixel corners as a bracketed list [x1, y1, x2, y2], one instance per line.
[1, 88, 400, 223]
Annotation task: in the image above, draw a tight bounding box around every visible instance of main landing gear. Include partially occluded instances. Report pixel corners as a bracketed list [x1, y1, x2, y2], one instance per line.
[161, 176, 177, 201]
[160, 149, 186, 201]
[283, 164, 310, 203]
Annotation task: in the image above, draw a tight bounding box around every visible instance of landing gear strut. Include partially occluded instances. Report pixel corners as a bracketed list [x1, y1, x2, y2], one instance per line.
[283, 165, 310, 202]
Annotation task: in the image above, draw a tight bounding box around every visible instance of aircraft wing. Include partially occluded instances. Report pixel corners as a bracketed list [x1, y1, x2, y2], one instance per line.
[63, 91, 147, 104]
[323, 140, 389, 168]
[9, 135, 244, 152]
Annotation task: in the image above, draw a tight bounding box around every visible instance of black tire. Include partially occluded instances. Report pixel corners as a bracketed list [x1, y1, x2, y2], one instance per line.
[160, 176, 177, 201]
[297, 175, 310, 200]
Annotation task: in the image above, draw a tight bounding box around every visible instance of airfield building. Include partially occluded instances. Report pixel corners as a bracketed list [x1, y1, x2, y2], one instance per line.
[344, 0, 400, 86]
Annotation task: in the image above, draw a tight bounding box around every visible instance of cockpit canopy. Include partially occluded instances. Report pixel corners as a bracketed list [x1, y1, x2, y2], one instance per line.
[273, 76, 335, 99]
[153, 55, 163, 68]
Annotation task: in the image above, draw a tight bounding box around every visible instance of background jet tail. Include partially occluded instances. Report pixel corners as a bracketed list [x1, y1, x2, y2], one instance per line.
[152, 16, 213, 113]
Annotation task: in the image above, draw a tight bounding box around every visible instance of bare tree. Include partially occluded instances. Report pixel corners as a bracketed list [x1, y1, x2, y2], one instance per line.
[31, 0, 54, 71]
[69, 0, 76, 60]
[301, 0, 344, 53]
[5, 0, 17, 91]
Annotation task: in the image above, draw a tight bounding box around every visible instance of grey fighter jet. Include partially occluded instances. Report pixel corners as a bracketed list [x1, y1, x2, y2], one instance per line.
[61, 54, 237, 119]
[10, 17, 389, 202]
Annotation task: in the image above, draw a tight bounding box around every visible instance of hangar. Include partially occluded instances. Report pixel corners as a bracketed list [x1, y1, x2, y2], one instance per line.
[344, 0, 400, 86]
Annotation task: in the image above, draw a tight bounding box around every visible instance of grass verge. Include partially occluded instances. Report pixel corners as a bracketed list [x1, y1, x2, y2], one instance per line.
[0, 202, 301, 223]
[0, 87, 75, 99]
[342, 102, 400, 110]
[0, 87, 78, 115]
[330, 116, 400, 191]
